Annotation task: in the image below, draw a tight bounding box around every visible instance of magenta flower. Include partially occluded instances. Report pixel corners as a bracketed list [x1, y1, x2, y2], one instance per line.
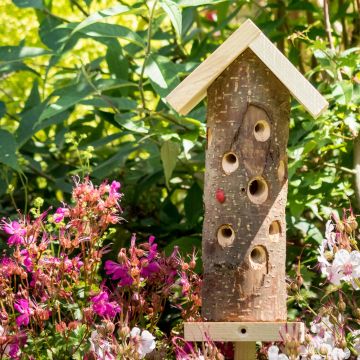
[147, 236, 158, 261]
[20, 250, 32, 271]
[1, 220, 26, 246]
[109, 181, 121, 196]
[53, 207, 68, 223]
[91, 291, 120, 318]
[14, 299, 31, 327]
[140, 261, 160, 278]
[104, 261, 134, 286]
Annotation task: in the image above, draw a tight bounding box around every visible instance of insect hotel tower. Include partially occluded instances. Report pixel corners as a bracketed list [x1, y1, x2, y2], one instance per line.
[166, 20, 328, 359]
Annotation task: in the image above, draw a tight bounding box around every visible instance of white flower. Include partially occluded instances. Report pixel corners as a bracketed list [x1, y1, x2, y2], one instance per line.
[268, 345, 289, 360]
[324, 220, 336, 248]
[332, 249, 360, 288]
[89, 330, 115, 360]
[331, 347, 350, 360]
[130, 327, 156, 359]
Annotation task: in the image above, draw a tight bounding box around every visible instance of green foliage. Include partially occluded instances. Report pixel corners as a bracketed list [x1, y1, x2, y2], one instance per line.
[0, 0, 359, 318]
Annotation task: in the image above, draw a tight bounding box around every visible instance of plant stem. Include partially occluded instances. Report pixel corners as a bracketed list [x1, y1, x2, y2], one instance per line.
[138, 0, 158, 113]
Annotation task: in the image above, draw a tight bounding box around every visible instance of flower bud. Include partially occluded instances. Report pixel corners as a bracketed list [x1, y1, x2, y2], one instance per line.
[353, 308, 360, 319]
[296, 275, 304, 287]
[344, 222, 352, 234]
[290, 283, 298, 292]
[118, 325, 130, 338]
[305, 334, 312, 344]
[340, 340, 347, 349]
[104, 320, 115, 334]
[0, 336, 7, 346]
[338, 300, 346, 312]
[350, 218, 358, 231]
[336, 222, 345, 232]
[325, 251, 334, 261]
[320, 345, 328, 355]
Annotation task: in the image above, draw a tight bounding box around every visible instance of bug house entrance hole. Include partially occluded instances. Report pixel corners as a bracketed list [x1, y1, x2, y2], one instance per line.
[217, 224, 235, 247]
[222, 152, 239, 174]
[249, 245, 267, 270]
[254, 120, 270, 142]
[247, 177, 268, 204]
[269, 220, 281, 242]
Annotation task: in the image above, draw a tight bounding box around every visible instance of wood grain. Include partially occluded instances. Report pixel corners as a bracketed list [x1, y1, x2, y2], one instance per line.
[165, 20, 260, 115]
[184, 322, 305, 342]
[202, 49, 290, 322]
[249, 32, 328, 118]
[165, 20, 328, 118]
[234, 342, 256, 360]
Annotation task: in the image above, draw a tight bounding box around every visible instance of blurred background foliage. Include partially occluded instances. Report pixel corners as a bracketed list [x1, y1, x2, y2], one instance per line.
[0, 0, 359, 317]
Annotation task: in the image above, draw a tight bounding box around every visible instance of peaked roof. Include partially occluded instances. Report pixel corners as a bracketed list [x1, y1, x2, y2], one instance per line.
[165, 19, 328, 119]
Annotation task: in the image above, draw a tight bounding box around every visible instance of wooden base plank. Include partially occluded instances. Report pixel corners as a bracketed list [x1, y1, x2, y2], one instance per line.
[184, 322, 304, 342]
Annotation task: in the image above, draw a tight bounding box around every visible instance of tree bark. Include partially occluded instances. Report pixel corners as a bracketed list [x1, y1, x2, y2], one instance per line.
[202, 49, 290, 322]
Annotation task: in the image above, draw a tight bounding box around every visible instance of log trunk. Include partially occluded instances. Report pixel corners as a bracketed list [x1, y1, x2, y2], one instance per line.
[202, 48, 290, 321]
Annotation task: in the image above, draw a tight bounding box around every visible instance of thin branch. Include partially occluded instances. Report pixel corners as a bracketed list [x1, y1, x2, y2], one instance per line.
[323, 0, 335, 52]
[138, 0, 159, 113]
[70, 0, 89, 16]
[323, 162, 356, 175]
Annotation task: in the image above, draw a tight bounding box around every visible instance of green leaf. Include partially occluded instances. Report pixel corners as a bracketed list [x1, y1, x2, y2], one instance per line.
[40, 82, 93, 122]
[92, 143, 137, 178]
[80, 96, 136, 110]
[105, 41, 129, 81]
[184, 182, 203, 224]
[0, 101, 6, 119]
[72, 4, 131, 33]
[0, 130, 20, 171]
[78, 23, 145, 48]
[160, 0, 182, 37]
[173, 0, 227, 6]
[144, 54, 180, 98]
[12, 0, 44, 9]
[160, 140, 180, 187]
[114, 113, 148, 134]
[0, 62, 38, 76]
[0, 46, 51, 62]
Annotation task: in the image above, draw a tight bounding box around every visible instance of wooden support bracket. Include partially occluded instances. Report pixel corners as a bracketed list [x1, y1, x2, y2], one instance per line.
[185, 322, 304, 360]
[184, 321, 304, 342]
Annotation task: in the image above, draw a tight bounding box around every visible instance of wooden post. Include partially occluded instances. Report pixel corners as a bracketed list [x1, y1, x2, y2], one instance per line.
[165, 19, 327, 360]
[234, 342, 256, 360]
[202, 48, 290, 322]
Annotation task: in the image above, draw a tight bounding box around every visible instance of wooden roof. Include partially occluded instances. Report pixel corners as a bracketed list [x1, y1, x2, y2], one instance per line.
[165, 20, 328, 119]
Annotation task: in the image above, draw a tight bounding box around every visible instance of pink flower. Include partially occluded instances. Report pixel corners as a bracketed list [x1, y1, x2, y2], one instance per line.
[91, 291, 120, 318]
[332, 249, 360, 288]
[109, 181, 121, 196]
[53, 207, 68, 223]
[1, 220, 26, 246]
[20, 250, 32, 271]
[14, 299, 31, 327]
[104, 261, 133, 286]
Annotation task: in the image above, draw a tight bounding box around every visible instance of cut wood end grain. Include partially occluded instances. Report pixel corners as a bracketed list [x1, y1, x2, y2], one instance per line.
[184, 322, 305, 342]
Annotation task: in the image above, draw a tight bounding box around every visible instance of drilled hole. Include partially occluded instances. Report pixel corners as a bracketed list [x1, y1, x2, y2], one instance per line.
[222, 152, 239, 174]
[217, 224, 235, 247]
[241, 328, 247, 334]
[247, 177, 268, 204]
[269, 220, 281, 242]
[254, 120, 270, 142]
[278, 160, 286, 181]
[250, 246, 267, 269]
[241, 187, 246, 193]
